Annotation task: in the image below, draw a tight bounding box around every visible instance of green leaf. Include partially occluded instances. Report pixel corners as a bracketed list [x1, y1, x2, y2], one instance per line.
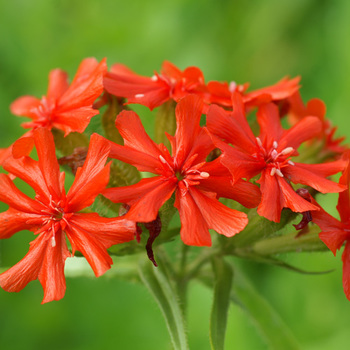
[210, 257, 233, 350]
[52, 129, 89, 156]
[101, 95, 125, 145]
[138, 256, 189, 350]
[232, 268, 301, 350]
[154, 100, 176, 150]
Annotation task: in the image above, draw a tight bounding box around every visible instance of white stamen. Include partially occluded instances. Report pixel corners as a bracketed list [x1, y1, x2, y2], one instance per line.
[229, 81, 237, 93]
[281, 147, 294, 155]
[256, 137, 263, 147]
[200, 172, 210, 178]
[51, 235, 56, 247]
[159, 155, 167, 164]
[135, 94, 144, 98]
[270, 167, 276, 176]
[288, 160, 295, 166]
[275, 169, 284, 177]
[237, 85, 244, 92]
[151, 75, 158, 81]
[273, 141, 278, 149]
[271, 149, 278, 159]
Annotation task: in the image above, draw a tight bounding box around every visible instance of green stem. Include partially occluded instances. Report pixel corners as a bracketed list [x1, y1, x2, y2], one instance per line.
[251, 226, 327, 256]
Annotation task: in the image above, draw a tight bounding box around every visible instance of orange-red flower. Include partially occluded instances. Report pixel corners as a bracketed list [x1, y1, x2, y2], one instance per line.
[10, 57, 107, 135]
[284, 91, 347, 156]
[103, 95, 261, 246]
[103, 60, 208, 111]
[104, 60, 299, 114]
[0, 58, 107, 166]
[207, 93, 346, 222]
[207, 76, 300, 110]
[0, 128, 135, 303]
[311, 151, 350, 300]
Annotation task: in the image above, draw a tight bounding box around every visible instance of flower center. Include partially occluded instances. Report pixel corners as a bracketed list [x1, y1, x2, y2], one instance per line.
[38, 195, 69, 247]
[29, 96, 54, 128]
[255, 137, 295, 177]
[158, 154, 210, 196]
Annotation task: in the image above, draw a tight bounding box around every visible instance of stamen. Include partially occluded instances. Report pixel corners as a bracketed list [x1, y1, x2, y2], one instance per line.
[237, 85, 244, 92]
[256, 137, 263, 147]
[270, 167, 276, 176]
[229, 81, 237, 93]
[159, 155, 167, 164]
[281, 147, 294, 155]
[271, 149, 278, 159]
[135, 94, 144, 98]
[288, 160, 295, 166]
[151, 75, 158, 81]
[273, 141, 278, 149]
[275, 169, 284, 177]
[51, 235, 56, 247]
[199, 172, 210, 178]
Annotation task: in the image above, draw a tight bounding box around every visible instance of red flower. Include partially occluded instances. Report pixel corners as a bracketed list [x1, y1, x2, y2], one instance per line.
[103, 95, 261, 246]
[0, 128, 135, 303]
[103, 60, 208, 111]
[104, 60, 299, 114]
[311, 151, 350, 300]
[206, 76, 300, 109]
[207, 93, 346, 222]
[10, 57, 107, 136]
[284, 91, 347, 156]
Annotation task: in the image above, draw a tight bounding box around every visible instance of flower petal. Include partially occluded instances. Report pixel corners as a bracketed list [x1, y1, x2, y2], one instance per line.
[257, 171, 284, 222]
[2, 154, 50, 202]
[174, 94, 204, 165]
[257, 103, 284, 147]
[213, 138, 264, 182]
[0, 208, 41, 239]
[116, 110, 163, 158]
[10, 96, 41, 117]
[46, 69, 69, 102]
[124, 178, 176, 222]
[69, 213, 135, 248]
[33, 128, 61, 200]
[174, 189, 212, 246]
[244, 76, 300, 105]
[0, 231, 69, 303]
[342, 242, 350, 301]
[104, 64, 170, 110]
[109, 142, 162, 173]
[103, 176, 166, 203]
[337, 151, 350, 222]
[257, 170, 318, 222]
[65, 223, 114, 277]
[183, 128, 215, 164]
[67, 162, 110, 213]
[0, 173, 43, 213]
[284, 162, 345, 193]
[39, 230, 70, 304]
[206, 96, 256, 153]
[279, 116, 322, 150]
[198, 158, 261, 208]
[67, 133, 111, 212]
[59, 58, 107, 109]
[53, 107, 99, 136]
[189, 187, 248, 237]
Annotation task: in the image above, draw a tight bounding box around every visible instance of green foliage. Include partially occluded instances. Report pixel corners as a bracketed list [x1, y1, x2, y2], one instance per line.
[209, 257, 233, 350]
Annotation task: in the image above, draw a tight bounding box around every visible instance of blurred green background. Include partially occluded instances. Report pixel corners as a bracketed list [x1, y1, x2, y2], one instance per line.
[1, 0, 350, 349]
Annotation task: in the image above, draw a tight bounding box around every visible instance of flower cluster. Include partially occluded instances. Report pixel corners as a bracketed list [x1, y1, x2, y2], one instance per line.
[0, 58, 349, 303]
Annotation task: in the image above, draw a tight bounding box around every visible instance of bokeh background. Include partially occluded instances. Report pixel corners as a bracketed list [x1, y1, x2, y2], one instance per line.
[1, 0, 350, 349]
